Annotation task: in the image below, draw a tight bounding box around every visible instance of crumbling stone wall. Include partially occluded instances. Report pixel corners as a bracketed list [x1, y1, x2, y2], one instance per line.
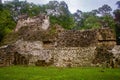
[0, 14, 118, 67]
[57, 29, 116, 48]
[0, 41, 96, 67]
[92, 29, 117, 67]
[110, 46, 120, 68]
[15, 14, 50, 32]
[97, 29, 116, 49]
[57, 30, 97, 47]
[53, 47, 96, 67]
[0, 28, 117, 67]
[14, 39, 96, 67]
[0, 45, 29, 66]
[14, 40, 54, 66]
[0, 45, 14, 66]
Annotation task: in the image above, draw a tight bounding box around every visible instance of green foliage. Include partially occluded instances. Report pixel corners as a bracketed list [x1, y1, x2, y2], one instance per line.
[50, 15, 75, 30]
[83, 15, 101, 29]
[114, 9, 120, 22]
[20, 3, 42, 17]
[99, 15, 115, 28]
[0, 66, 120, 80]
[0, 9, 16, 41]
[113, 8, 120, 44]
[115, 24, 120, 45]
[77, 12, 101, 30]
[49, 26, 57, 35]
[0, 32, 19, 46]
[0, 4, 3, 10]
[4, 0, 44, 19]
[76, 4, 115, 30]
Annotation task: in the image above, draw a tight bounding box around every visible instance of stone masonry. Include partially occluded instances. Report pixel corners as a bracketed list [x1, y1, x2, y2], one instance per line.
[0, 14, 119, 68]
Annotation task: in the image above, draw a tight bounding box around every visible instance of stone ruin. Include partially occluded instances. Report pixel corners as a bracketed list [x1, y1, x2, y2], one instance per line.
[15, 14, 50, 32]
[0, 14, 120, 68]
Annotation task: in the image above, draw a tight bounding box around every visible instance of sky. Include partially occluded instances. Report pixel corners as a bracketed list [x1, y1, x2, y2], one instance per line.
[3, 0, 119, 13]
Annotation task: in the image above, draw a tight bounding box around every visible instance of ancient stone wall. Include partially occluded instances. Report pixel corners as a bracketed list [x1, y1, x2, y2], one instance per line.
[0, 14, 118, 67]
[57, 30, 97, 47]
[110, 46, 120, 68]
[97, 29, 116, 49]
[15, 40, 96, 67]
[0, 28, 118, 67]
[15, 14, 50, 32]
[53, 47, 96, 67]
[0, 45, 15, 66]
[57, 28, 116, 48]
[0, 41, 96, 67]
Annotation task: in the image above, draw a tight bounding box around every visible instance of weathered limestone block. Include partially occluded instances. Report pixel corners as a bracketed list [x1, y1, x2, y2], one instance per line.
[57, 30, 97, 47]
[0, 40, 97, 67]
[110, 46, 120, 68]
[97, 29, 116, 49]
[97, 41, 116, 49]
[14, 40, 53, 66]
[15, 14, 50, 32]
[93, 47, 114, 67]
[97, 29, 116, 41]
[14, 40, 43, 53]
[53, 47, 96, 67]
[0, 45, 15, 66]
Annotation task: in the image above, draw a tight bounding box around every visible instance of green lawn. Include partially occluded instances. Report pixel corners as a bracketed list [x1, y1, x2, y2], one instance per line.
[0, 66, 120, 80]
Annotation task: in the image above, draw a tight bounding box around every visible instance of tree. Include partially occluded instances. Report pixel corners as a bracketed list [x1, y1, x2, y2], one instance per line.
[0, 0, 2, 4]
[60, 1, 70, 16]
[21, 3, 41, 17]
[91, 9, 99, 16]
[73, 10, 83, 29]
[98, 4, 112, 16]
[83, 15, 101, 29]
[77, 11, 101, 30]
[73, 10, 102, 30]
[0, 9, 16, 41]
[113, 1, 120, 44]
[47, 1, 74, 29]
[114, 9, 120, 44]
[116, 1, 120, 8]
[99, 15, 115, 28]
[4, 0, 42, 21]
[97, 4, 115, 28]
[0, 3, 3, 10]
[50, 15, 75, 30]
[114, 1, 120, 22]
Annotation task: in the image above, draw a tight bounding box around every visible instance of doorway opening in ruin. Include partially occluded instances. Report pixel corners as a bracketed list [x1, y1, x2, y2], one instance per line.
[43, 40, 53, 47]
[14, 52, 28, 65]
[43, 41, 52, 44]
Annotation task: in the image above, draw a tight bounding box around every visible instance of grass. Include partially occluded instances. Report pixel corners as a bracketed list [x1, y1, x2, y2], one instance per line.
[0, 66, 120, 80]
